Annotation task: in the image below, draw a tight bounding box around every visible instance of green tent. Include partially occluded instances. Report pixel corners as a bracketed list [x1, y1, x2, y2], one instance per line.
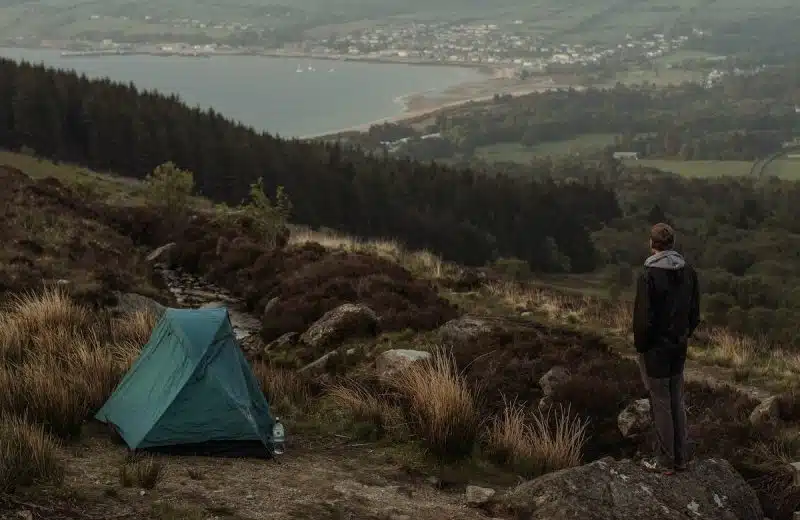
[95, 306, 277, 458]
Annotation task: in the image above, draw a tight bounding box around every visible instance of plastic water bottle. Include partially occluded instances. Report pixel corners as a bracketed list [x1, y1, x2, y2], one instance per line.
[272, 418, 285, 455]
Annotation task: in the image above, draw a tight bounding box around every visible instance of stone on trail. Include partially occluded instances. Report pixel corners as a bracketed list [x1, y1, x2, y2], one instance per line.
[436, 315, 493, 344]
[498, 457, 764, 520]
[299, 303, 379, 349]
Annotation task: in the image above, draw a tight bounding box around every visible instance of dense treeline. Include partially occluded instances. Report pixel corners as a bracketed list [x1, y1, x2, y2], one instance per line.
[590, 168, 800, 346]
[0, 57, 621, 273]
[363, 66, 800, 162]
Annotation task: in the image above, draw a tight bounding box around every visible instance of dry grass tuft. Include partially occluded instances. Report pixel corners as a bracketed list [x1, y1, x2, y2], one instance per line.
[702, 329, 759, 368]
[487, 397, 588, 478]
[328, 381, 396, 437]
[0, 413, 64, 492]
[252, 362, 312, 414]
[0, 287, 151, 439]
[390, 347, 479, 460]
[120, 455, 166, 489]
[112, 309, 159, 344]
[486, 396, 530, 465]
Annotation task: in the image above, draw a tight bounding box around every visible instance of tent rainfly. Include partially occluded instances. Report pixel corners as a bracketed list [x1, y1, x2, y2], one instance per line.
[95, 307, 277, 458]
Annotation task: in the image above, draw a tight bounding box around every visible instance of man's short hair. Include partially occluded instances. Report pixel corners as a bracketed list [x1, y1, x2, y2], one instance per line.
[650, 223, 675, 251]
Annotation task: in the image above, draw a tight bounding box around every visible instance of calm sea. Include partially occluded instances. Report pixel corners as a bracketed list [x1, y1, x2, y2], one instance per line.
[0, 47, 481, 138]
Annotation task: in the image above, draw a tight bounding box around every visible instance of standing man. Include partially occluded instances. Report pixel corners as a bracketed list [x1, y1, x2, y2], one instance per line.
[633, 223, 700, 474]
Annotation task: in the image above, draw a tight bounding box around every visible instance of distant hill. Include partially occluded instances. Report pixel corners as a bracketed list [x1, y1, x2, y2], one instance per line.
[1, 0, 798, 47]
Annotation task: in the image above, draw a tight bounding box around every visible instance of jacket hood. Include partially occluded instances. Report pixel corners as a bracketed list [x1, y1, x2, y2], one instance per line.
[644, 250, 686, 270]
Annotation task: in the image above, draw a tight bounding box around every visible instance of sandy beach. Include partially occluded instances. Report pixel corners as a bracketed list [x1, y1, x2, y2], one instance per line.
[300, 75, 572, 140]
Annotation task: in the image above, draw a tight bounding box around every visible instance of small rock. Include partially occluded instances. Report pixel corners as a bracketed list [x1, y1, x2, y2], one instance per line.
[749, 396, 781, 428]
[618, 398, 651, 438]
[539, 366, 570, 397]
[16, 511, 33, 520]
[263, 296, 280, 319]
[426, 476, 441, 487]
[376, 349, 432, 377]
[139, 490, 146, 496]
[465, 485, 496, 506]
[789, 461, 800, 487]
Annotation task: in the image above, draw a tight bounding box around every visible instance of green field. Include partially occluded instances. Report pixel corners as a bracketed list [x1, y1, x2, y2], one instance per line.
[612, 67, 705, 87]
[630, 158, 800, 179]
[474, 138, 800, 180]
[476, 134, 619, 163]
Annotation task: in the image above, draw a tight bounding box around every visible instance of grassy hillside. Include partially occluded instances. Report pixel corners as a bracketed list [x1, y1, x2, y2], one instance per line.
[0, 155, 798, 519]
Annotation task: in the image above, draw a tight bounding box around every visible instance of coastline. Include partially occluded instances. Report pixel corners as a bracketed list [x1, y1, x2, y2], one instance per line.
[1, 43, 499, 74]
[300, 80, 571, 141]
[0, 42, 570, 140]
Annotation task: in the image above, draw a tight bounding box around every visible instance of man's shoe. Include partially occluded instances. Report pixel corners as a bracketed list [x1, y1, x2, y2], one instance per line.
[641, 457, 675, 475]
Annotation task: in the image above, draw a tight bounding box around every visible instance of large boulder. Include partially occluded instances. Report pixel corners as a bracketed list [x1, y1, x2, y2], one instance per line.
[498, 457, 764, 520]
[299, 303, 379, 350]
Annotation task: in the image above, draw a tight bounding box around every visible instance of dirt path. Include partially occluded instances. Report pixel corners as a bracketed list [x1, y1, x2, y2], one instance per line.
[38, 433, 492, 520]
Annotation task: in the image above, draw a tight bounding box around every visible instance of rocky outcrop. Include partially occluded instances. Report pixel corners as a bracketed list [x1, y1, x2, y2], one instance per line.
[299, 303, 379, 350]
[618, 398, 651, 438]
[376, 349, 431, 377]
[498, 457, 764, 520]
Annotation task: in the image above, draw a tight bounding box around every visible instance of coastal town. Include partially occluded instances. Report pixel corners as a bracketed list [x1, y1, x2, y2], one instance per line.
[18, 12, 722, 78]
[288, 21, 699, 73]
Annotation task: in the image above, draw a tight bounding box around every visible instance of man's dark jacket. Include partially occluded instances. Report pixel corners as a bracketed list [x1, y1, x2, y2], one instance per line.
[633, 250, 700, 378]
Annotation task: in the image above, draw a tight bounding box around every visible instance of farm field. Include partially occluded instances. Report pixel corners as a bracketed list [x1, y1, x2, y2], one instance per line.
[630, 158, 800, 179]
[473, 137, 800, 180]
[476, 134, 619, 163]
